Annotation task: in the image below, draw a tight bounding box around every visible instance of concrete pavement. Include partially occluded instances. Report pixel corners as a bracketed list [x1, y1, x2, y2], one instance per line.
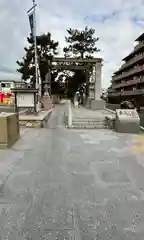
[0, 105, 144, 239]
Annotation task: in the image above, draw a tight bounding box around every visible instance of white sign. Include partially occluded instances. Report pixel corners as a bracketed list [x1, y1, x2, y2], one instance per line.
[116, 109, 139, 119]
[17, 93, 34, 107]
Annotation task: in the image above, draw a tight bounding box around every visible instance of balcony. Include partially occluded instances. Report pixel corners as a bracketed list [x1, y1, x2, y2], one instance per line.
[113, 64, 144, 81]
[134, 41, 144, 51]
[112, 76, 144, 89]
[122, 89, 144, 96]
[107, 88, 114, 93]
[109, 91, 121, 96]
[120, 53, 144, 70]
[109, 88, 144, 97]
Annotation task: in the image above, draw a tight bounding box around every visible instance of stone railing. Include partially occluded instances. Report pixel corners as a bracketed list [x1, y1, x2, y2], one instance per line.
[68, 100, 72, 127]
[64, 100, 72, 127]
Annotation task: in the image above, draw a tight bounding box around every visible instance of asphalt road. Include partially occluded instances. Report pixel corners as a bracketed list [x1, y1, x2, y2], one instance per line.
[0, 105, 144, 239]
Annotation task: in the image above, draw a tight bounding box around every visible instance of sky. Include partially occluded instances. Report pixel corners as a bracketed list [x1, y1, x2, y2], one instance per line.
[0, 0, 144, 88]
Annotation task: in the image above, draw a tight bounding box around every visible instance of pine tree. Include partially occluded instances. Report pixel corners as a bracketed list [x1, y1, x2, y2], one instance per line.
[63, 26, 100, 100]
[16, 33, 59, 93]
[64, 26, 100, 58]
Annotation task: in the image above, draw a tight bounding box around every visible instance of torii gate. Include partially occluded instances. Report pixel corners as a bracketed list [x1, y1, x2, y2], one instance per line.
[43, 57, 104, 110]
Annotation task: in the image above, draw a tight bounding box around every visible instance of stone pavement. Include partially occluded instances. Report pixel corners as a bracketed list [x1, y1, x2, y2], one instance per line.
[72, 105, 114, 119]
[0, 105, 144, 239]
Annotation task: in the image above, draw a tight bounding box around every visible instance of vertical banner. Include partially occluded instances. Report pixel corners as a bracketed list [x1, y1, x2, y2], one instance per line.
[28, 11, 34, 37]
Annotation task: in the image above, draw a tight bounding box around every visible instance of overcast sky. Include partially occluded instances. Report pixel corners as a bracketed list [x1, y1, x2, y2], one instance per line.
[0, 0, 144, 88]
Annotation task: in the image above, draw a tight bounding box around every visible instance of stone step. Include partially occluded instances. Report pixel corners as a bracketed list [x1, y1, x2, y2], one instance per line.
[72, 124, 107, 127]
[72, 119, 105, 123]
[72, 121, 107, 126]
[71, 116, 109, 128]
[72, 120, 106, 124]
[64, 114, 110, 129]
[66, 121, 109, 129]
[72, 117, 105, 120]
[72, 117, 105, 121]
[69, 124, 109, 129]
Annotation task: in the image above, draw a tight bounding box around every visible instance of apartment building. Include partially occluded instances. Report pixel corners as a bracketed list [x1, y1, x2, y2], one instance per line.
[108, 32, 144, 106]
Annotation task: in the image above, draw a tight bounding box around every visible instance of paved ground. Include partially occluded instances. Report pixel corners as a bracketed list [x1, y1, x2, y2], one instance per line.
[0, 105, 144, 239]
[72, 106, 114, 119]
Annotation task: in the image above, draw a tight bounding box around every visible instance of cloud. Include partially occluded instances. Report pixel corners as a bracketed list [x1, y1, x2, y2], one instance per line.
[0, 0, 144, 88]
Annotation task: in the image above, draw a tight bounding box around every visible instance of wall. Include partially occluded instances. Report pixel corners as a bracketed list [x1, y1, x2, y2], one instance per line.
[0, 113, 19, 148]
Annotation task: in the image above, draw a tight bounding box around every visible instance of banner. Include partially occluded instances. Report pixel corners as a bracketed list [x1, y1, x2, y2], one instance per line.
[28, 11, 34, 37]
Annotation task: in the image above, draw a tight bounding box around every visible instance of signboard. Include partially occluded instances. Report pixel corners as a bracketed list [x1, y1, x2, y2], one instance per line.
[116, 109, 139, 119]
[17, 93, 34, 107]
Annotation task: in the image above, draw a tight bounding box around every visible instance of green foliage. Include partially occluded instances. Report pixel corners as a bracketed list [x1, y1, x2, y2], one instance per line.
[16, 33, 59, 90]
[64, 26, 100, 58]
[16, 26, 100, 99]
[63, 26, 100, 99]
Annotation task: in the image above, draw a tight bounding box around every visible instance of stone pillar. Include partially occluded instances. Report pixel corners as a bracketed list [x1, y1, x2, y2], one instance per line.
[85, 67, 94, 108]
[94, 61, 101, 100]
[42, 72, 53, 110]
[67, 100, 72, 127]
[90, 60, 104, 110]
[89, 71, 95, 99]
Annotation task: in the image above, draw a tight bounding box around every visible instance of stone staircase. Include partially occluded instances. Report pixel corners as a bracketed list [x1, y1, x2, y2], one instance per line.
[64, 102, 114, 129]
[71, 117, 108, 129]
